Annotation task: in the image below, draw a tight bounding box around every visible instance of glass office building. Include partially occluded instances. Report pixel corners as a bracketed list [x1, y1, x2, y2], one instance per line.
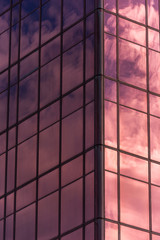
[0, 0, 160, 239]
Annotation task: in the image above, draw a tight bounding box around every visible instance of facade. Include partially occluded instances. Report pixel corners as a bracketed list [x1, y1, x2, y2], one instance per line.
[0, 0, 160, 239]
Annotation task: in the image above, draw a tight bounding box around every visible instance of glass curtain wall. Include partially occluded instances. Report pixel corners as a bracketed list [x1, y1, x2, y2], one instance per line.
[0, 0, 95, 239]
[104, 0, 160, 240]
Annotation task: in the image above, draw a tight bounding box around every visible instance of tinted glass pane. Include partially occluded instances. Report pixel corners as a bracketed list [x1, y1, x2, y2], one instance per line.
[39, 123, 59, 174]
[61, 179, 83, 233]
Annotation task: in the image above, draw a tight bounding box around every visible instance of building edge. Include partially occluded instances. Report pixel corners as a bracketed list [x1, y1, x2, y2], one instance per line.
[94, 0, 105, 239]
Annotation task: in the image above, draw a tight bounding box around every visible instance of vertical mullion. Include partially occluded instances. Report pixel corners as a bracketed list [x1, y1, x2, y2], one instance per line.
[3, 0, 12, 239]
[35, 0, 42, 239]
[13, 0, 22, 239]
[59, 0, 63, 238]
[145, 1, 152, 240]
[83, 0, 86, 239]
[94, 0, 105, 239]
[115, 0, 120, 240]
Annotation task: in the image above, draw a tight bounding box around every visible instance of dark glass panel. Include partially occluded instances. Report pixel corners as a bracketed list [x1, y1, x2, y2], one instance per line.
[9, 84, 17, 127]
[85, 173, 94, 221]
[104, 79, 116, 102]
[0, 11, 10, 35]
[105, 101, 117, 147]
[85, 149, 94, 174]
[63, 21, 83, 51]
[105, 148, 117, 172]
[86, 0, 94, 14]
[62, 87, 83, 117]
[6, 193, 14, 216]
[62, 109, 83, 162]
[150, 94, 160, 117]
[16, 204, 35, 240]
[121, 226, 149, 240]
[151, 162, 160, 186]
[119, 84, 147, 112]
[38, 192, 58, 239]
[119, 18, 145, 46]
[152, 186, 160, 233]
[0, 154, 5, 196]
[0, 220, 3, 239]
[119, 39, 146, 89]
[105, 171, 118, 220]
[104, 34, 116, 79]
[16, 181, 36, 210]
[21, 0, 39, 18]
[1, 0, 10, 15]
[6, 215, 13, 240]
[120, 153, 148, 181]
[63, 0, 83, 28]
[148, 0, 159, 29]
[150, 116, 160, 162]
[20, 10, 39, 58]
[12, 4, 19, 25]
[10, 64, 18, 85]
[0, 90, 7, 132]
[86, 14, 94, 37]
[40, 57, 60, 107]
[20, 51, 38, 79]
[0, 70, 8, 93]
[63, 42, 83, 94]
[0, 198, 4, 219]
[41, 0, 61, 43]
[120, 106, 148, 157]
[61, 179, 83, 233]
[8, 126, 16, 149]
[85, 102, 94, 149]
[104, 0, 116, 12]
[104, 13, 116, 35]
[62, 156, 83, 186]
[19, 71, 38, 120]
[38, 169, 59, 199]
[0, 133, 6, 154]
[85, 223, 94, 240]
[105, 222, 118, 240]
[39, 123, 59, 174]
[40, 101, 59, 130]
[41, 37, 60, 65]
[17, 136, 37, 186]
[11, 23, 19, 64]
[18, 114, 37, 143]
[119, 0, 145, 23]
[7, 149, 15, 192]
[86, 35, 94, 80]
[0, 31, 9, 72]
[86, 80, 94, 104]
[120, 176, 149, 229]
[149, 49, 160, 94]
[148, 29, 160, 52]
[62, 229, 82, 240]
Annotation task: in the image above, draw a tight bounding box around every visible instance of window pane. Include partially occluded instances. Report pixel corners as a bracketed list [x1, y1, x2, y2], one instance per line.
[61, 179, 83, 233]
[120, 176, 149, 229]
